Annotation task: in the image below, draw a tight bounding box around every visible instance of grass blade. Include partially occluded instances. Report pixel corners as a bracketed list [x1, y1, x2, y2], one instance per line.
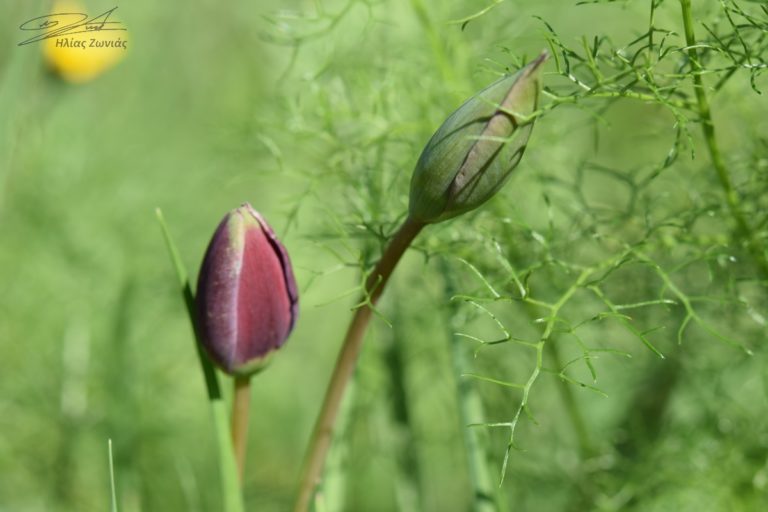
[108, 439, 118, 512]
[156, 208, 244, 512]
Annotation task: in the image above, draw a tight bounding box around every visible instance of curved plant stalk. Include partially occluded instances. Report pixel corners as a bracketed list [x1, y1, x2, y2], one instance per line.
[156, 209, 244, 512]
[678, 0, 768, 280]
[294, 217, 425, 512]
[314, 375, 357, 511]
[296, 53, 545, 510]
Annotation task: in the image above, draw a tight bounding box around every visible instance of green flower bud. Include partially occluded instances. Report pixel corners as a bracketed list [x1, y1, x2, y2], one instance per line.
[409, 52, 548, 223]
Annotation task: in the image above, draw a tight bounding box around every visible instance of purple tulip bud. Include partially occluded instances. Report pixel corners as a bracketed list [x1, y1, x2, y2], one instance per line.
[195, 204, 298, 376]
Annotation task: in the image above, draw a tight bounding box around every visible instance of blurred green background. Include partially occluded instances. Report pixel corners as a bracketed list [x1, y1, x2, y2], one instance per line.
[1, 0, 767, 511]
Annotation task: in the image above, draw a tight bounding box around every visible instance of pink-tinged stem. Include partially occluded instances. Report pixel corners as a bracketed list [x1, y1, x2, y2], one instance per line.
[231, 376, 252, 482]
[294, 217, 426, 512]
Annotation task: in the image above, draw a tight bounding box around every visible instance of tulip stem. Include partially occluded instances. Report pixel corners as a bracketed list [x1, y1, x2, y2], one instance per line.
[294, 216, 426, 512]
[232, 376, 251, 482]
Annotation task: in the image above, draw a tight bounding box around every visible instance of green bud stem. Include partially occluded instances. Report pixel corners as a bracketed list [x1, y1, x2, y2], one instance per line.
[295, 217, 426, 512]
[231, 376, 252, 482]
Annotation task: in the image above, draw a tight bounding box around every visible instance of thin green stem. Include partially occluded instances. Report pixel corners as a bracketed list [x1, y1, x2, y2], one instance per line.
[481, 265, 603, 484]
[544, 89, 693, 110]
[544, 341, 593, 458]
[156, 209, 244, 512]
[540, 269, 593, 458]
[231, 376, 252, 483]
[294, 217, 426, 512]
[511, 267, 595, 471]
[441, 260, 500, 512]
[678, 0, 768, 279]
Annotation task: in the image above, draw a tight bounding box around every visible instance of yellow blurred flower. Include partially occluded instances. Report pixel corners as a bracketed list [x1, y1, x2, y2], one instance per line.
[43, 1, 128, 83]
